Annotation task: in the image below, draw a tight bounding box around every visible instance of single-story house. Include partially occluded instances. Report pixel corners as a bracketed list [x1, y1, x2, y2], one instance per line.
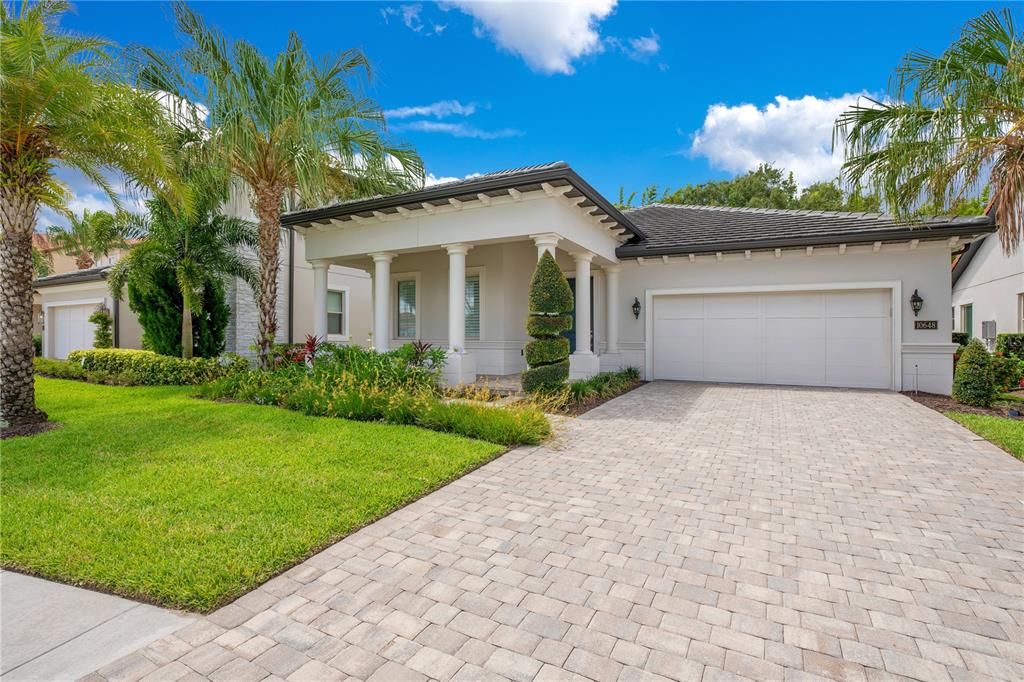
[35, 228, 372, 360]
[282, 162, 995, 394]
[951, 233, 1024, 347]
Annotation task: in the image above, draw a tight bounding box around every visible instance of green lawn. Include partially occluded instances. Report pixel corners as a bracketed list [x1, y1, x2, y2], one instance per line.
[945, 411, 1024, 460]
[1, 378, 502, 611]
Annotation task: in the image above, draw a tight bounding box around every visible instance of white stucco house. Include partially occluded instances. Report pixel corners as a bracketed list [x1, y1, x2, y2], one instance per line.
[282, 162, 994, 395]
[951, 233, 1024, 347]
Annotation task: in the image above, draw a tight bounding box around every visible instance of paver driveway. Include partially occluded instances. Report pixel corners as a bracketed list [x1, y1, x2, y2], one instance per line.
[88, 383, 1024, 682]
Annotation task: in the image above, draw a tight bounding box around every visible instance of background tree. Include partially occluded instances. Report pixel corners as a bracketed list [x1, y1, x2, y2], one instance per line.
[135, 2, 424, 368]
[1, 0, 178, 427]
[32, 246, 52, 277]
[109, 185, 258, 360]
[837, 9, 1023, 254]
[45, 209, 124, 269]
[128, 270, 231, 358]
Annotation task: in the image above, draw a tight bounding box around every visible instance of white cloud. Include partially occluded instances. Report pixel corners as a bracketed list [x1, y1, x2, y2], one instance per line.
[424, 171, 482, 186]
[606, 29, 660, 62]
[689, 93, 865, 186]
[450, 0, 617, 75]
[385, 100, 478, 119]
[393, 120, 523, 139]
[381, 3, 446, 36]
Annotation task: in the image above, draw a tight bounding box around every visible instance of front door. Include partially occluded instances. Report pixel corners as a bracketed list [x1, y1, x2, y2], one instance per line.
[562, 277, 594, 354]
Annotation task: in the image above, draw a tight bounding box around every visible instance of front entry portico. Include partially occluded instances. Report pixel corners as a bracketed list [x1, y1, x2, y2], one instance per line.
[290, 165, 642, 386]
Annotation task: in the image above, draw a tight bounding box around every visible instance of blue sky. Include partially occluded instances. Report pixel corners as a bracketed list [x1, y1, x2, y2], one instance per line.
[51, 1, 1011, 224]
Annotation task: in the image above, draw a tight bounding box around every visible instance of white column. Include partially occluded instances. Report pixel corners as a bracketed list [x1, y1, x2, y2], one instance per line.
[605, 264, 620, 354]
[573, 252, 594, 355]
[530, 233, 561, 260]
[445, 243, 471, 353]
[311, 259, 330, 340]
[370, 252, 393, 352]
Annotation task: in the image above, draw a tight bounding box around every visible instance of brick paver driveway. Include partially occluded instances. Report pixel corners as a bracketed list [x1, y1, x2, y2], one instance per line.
[90, 383, 1024, 682]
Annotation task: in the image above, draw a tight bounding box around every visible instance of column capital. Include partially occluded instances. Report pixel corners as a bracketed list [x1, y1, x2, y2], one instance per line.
[571, 251, 595, 264]
[530, 233, 561, 247]
[369, 252, 395, 263]
[310, 259, 332, 270]
[443, 243, 473, 256]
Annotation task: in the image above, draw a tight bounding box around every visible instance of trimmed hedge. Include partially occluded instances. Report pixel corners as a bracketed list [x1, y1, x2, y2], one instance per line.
[66, 349, 248, 386]
[525, 337, 569, 367]
[952, 339, 996, 407]
[528, 251, 574, 315]
[996, 333, 1024, 358]
[89, 308, 113, 348]
[522, 360, 570, 394]
[992, 353, 1024, 392]
[526, 314, 572, 336]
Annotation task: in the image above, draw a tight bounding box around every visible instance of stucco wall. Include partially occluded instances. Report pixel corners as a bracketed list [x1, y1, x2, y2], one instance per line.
[952, 235, 1024, 343]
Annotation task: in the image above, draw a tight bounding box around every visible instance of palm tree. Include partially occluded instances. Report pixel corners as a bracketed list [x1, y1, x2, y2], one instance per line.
[32, 246, 52, 277]
[109, 185, 258, 360]
[836, 9, 1023, 254]
[135, 2, 424, 368]
[45, 209, 124, 269]
[1, 0, 179, 427]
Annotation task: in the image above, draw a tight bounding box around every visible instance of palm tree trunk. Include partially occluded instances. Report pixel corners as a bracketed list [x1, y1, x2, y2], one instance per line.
[181, 292, 193, 360]
[0, 183, 48, 427]
[254, 187, 282, 370]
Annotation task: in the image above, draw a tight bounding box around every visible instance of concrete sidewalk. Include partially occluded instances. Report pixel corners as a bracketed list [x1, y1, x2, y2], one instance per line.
[1, 570, 194, 681]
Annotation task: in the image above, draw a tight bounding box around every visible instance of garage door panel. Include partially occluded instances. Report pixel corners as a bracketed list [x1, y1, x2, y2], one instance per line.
[52, 304, 96, 360]
[652, 289, 892, 390]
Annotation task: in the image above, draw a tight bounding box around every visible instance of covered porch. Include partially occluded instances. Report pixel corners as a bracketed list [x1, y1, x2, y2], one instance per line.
[281, 163, 644, 386]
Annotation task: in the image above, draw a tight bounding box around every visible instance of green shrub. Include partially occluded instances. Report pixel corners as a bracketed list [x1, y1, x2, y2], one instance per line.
[128, 270, 230, 358]
[952, 331, 969, 348]
[67, 348, 248, 386]
[567, 368, 641, 403]
[525, 337, 569, 366]
[528, 251, 574, 314]
[952, 339, 996, 407]
[996, 333, 1024, 358]
[525, 314, 572, 337]
[34, 357, 87, 380]
[32, 334, 42, 357]
[991, 353, 1024, 392]
[522, 360, 570, 393]
[88, 307, 113, 349]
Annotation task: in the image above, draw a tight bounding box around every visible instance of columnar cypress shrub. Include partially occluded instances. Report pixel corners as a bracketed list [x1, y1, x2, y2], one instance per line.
[522, 251, 573, 393]
[88, 307, 113, 348]
[952, 339, 996, 407]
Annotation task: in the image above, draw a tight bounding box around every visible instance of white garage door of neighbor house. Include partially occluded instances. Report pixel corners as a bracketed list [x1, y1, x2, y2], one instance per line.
[652, 289, 892, 389]
[52, 304, 97, 360]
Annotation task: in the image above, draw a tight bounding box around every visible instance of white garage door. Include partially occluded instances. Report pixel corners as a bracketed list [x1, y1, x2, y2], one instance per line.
[51, 304, 97, 359]
[652, 289, 892, 389]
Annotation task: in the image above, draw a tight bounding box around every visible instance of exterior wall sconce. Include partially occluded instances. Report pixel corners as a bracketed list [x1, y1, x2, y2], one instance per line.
[632, 297, 642, 319]
[910, 289, 924, 317]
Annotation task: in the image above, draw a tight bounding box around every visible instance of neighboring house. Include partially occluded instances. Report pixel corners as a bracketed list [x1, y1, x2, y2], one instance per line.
[35, 195, 372, 360]
[282, 162, 995, 395]
[951, 233, 1024, 347]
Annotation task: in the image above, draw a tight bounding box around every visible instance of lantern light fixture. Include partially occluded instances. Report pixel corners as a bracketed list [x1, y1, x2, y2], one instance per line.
[910, 289, 924, 317]
[632, 297, 642, 319]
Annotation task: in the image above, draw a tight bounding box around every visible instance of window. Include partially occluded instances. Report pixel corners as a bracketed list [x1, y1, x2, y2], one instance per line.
[327, 290, 345, 336]
[396, 279, 417, 338]
[465, 274, 480, 340]
[961, 304, 973, 338]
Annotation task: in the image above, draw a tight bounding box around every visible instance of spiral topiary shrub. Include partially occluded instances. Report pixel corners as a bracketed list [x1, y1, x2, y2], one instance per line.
[951, 339, 996, 407]
[522, 251, 574, 393]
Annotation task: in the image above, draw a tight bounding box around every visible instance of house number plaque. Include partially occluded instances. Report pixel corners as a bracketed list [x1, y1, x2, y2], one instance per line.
[914, 320, 938, 330]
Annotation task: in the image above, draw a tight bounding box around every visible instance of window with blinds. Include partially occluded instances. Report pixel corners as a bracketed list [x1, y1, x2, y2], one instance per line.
[327, 290, 344, 335]
[465, 274, 480, 339]
[396, 279, 417, 338]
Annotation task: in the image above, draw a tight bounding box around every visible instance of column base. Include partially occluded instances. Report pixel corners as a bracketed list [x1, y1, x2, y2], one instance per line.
[569, 352, 601, 381]
[599, 351, 624, 374]
[442, 351, 477, 387]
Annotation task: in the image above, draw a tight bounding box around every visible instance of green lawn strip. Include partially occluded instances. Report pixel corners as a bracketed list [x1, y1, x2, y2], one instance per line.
[2, 378, 502, 611]
[944, 411, 1024, 460]
[998, 392, 1024, 403]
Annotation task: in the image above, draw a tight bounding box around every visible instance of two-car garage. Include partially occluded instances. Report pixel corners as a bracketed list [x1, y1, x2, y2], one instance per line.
[649, 288, 894, 390]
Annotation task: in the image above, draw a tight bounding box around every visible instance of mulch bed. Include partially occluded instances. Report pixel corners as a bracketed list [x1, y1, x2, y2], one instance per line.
[559, 380, 647, 416]
[902, 391, 1023, 419]
[1, 421, 62, 439]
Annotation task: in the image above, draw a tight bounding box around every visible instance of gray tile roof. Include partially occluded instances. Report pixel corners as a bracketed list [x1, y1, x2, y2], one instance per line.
[34, 265, 111, 288]
[617, 204, 994, 256]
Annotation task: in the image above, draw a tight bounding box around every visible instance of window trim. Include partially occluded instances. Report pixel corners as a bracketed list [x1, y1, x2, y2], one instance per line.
[391, 271, 421, 340]
[1018, 292, 1024, 333]
[326, 287, 349, 341]
[465, 266, 485, 342]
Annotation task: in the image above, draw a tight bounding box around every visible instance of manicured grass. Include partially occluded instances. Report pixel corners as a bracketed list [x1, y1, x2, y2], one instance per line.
[945, 411, 1024, 460]
[1, 378, 502, 611]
